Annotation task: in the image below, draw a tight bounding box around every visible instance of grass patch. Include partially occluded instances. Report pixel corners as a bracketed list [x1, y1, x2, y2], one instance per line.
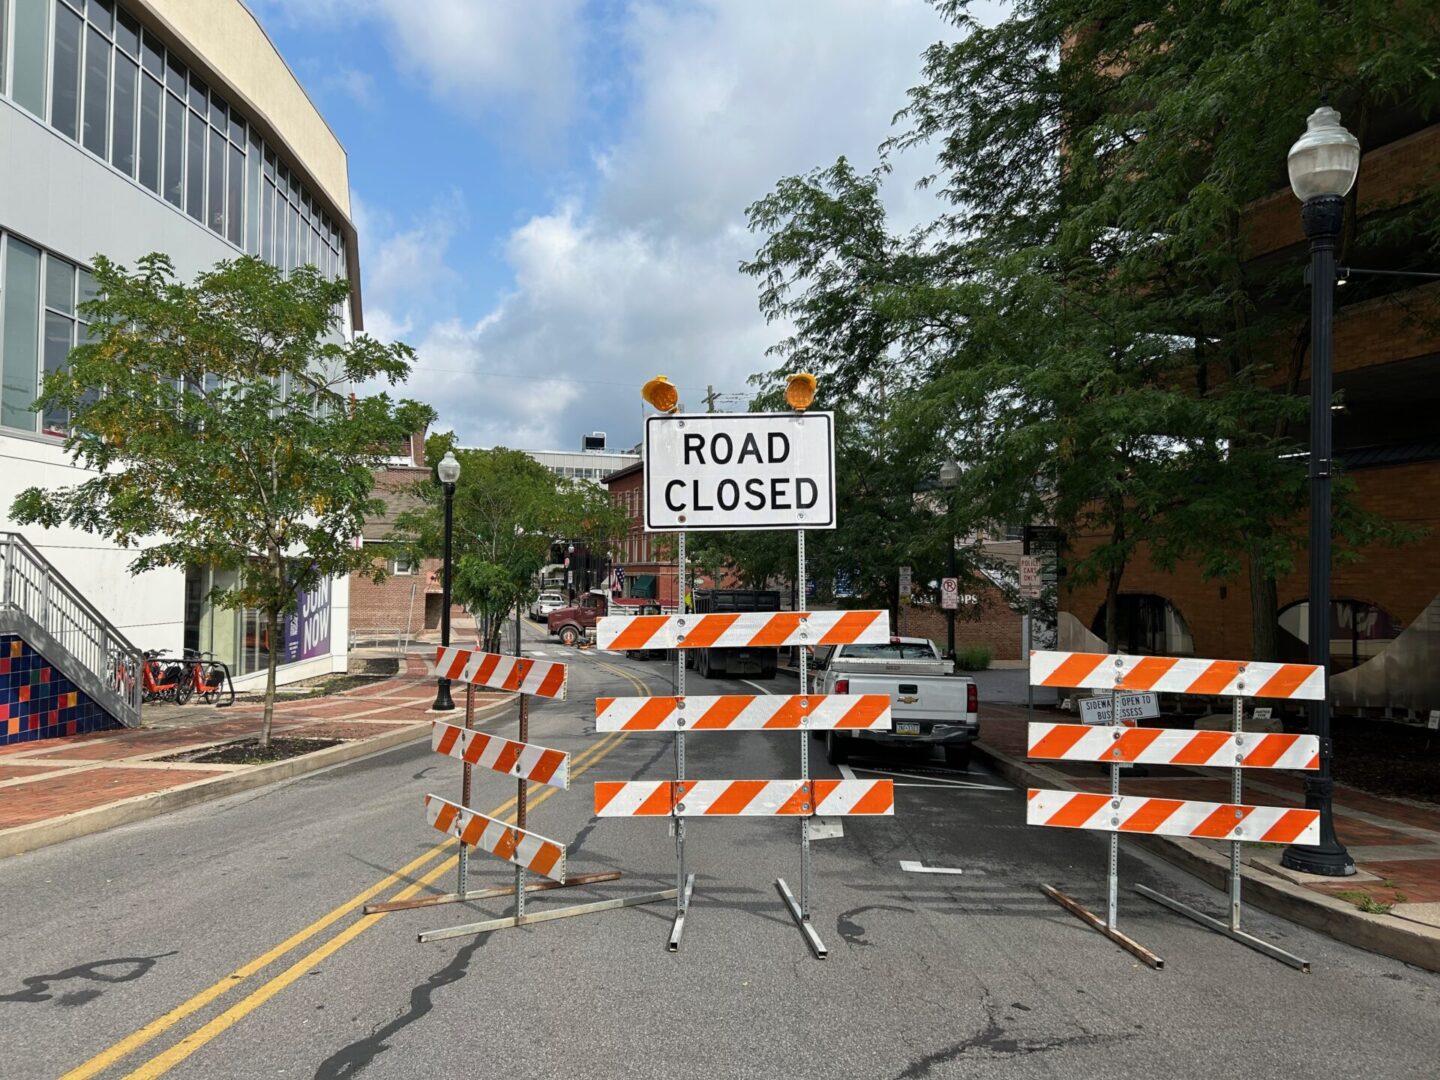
[1332, 889, 1398, 915]
[955, 647, 992, 671]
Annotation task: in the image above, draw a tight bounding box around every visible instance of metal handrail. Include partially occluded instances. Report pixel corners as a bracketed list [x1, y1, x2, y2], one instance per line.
[0, 531, 144, 727]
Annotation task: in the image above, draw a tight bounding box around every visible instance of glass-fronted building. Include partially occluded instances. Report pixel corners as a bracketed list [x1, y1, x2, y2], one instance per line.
[0, 0, 360, 687]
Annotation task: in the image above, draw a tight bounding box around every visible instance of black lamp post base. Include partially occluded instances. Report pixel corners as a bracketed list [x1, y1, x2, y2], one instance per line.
[1280, 843, 1355, 877]
[432, 678, 456, 712]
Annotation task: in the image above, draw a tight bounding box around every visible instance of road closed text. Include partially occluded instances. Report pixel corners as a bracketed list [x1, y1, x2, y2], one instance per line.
[644, 413, 836, 531]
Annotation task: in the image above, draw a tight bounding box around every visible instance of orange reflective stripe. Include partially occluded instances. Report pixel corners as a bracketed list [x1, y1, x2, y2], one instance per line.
[536, 666, 566, 697]
[1191, 803, 1251, 838]
[1259, 808, 1318, 843]
[433, 723, 461, 757]
[847, 781, 894, 815]
[1040, 653, 1107, 688]
[693, 696, 751, 729]
[626, 697, 681, 730]
[682, 613, 740, 648]
[433, 801, 458, 833]
[838, 695, 888, 729]
[816, 610, 880, 645]
[1028, 725, 1090, 761]
[529, 751, 563, 786]
[501, 659, 531, 691]
[775, 783, 814, 815]
[608, 616, 666, 651]
[1045, 793, 1108, 828]
[1112, 727, 1165, 762]
[763, 696, 807, 729]
[706, 781, 767, 815]
[473, 653, 502, 685]
[1241, 734, 1294, 769]
[748, 612, 805, 647]
[1119, 798, 1183, 833]
[636, 782, 678, 816]
[1170, 729, 1230, 765]
[1118, 656, 1178, 691]
[1187, 660, 1244, 696]
[529, 842, 563, 878]
[1254, 664, 1315, 700]
[593, 781, 623, 814]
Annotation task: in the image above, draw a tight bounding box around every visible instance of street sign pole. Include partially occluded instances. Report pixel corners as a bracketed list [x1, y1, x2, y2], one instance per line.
[668, 529, 695, 951]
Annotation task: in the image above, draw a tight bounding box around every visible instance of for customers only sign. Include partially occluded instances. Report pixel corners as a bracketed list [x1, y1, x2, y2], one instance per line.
[644, 412, 836, 531]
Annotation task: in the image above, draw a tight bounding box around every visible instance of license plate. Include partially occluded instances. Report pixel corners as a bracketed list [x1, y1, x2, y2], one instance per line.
[894, 722, 921, 736]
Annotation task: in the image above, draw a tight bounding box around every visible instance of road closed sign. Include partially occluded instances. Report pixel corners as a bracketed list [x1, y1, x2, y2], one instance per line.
[644, 412, 836, 531]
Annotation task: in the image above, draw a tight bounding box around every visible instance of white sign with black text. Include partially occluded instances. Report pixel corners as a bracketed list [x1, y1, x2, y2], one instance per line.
[644, 412, 836, 532]
[1429, 710, 1440, 731]
[1078, 693, 1160, 726]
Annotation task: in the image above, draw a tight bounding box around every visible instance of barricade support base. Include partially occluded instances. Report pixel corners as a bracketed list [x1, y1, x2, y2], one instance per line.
[776, 877, 828, 960]
[667, 873, 695, 952]
[1134, 883, 1310, 973]
[363, 871, 622, 915]
[1040, 883, 1164, 970]
[417, 886, 678, 943]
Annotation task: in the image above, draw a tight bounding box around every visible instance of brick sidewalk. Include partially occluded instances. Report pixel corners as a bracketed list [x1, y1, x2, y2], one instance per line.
[0, 655, 504, 832]
[980, 703, 1440, 925]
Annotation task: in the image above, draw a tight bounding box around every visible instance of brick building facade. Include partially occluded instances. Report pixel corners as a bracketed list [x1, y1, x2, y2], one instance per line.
[349, 434, 443, 639]
[898, 578, 1024, 661]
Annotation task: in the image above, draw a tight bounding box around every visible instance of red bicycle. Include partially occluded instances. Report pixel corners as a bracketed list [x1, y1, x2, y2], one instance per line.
[176, 650, 235, 707]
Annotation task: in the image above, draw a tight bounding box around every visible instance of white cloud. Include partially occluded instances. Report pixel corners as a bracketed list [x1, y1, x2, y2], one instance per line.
[399, 0, 980, 450]
[258, 0, 586, 144]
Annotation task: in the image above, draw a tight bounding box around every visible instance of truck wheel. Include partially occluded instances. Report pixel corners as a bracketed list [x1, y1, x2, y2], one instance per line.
[697, 651, 710, 679]
[559, 625, 580, 647]
[825, 731, 850, 765]
[944, 745, 972, 771]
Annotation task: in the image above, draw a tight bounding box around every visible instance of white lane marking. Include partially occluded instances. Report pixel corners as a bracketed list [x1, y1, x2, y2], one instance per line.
[838, 763, 858, 781]
[740, 679, 773, 695]
[900, 860, 965, 876]
[850, 765, 1008, 791]
[530, 651, 550, 657]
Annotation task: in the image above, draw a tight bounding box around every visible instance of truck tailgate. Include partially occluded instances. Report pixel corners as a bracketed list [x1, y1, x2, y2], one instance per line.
[842, 673, 969, 726]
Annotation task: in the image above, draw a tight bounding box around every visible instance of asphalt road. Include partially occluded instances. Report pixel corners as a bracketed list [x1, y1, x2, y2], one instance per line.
[3, 634, 1438, 1080]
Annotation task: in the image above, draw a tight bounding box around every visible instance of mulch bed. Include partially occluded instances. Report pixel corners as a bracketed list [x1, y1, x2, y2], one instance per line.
[1329, 718, 1440, 806]
[159, 737, 342, 765]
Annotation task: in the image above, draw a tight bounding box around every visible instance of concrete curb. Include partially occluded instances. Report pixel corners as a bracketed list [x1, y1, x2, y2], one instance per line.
[0, 696, 515, 861]
[975, 737, 1440, 974]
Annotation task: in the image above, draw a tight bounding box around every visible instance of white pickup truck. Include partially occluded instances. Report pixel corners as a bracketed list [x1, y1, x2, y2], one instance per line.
[814, 637, 978, 769]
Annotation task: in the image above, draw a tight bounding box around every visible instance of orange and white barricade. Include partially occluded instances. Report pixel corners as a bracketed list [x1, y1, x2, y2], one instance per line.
[1026, 650, 1323, 971]
[598, 539, 893, 957]
[368, 643, 674, 941]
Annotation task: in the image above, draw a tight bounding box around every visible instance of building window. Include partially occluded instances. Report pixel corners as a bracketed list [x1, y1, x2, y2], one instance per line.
[4, 2, 345, 285]
[0, 235, 95, 436]
[11, 0, 49, 119]
[1090, 594, 1196, 656]
[390, 556, 414, 576]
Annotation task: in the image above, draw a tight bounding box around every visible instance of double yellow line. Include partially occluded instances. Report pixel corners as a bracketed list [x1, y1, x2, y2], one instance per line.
[69, 657, 652, 1080]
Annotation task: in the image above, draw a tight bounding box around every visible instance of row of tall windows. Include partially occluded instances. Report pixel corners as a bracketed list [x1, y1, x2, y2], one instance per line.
[0, 232, 95, 435]
[0, 0, 348, 284]
[0, 0, 352, 436]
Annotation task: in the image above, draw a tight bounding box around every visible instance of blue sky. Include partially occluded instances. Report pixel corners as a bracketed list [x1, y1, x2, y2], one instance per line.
[251, 1, 986, 451]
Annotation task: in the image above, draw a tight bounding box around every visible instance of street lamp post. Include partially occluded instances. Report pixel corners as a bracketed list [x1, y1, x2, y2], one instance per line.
[938, 460, 961, 661]
[1281, 104, 1360, 877]
[432, 451, 461, 712]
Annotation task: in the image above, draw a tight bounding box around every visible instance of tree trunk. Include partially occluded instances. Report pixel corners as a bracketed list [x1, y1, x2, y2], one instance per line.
[261, 607, 279, 750]
[1247, 550, 1279, 662]
[1104, 560, 1123, 653]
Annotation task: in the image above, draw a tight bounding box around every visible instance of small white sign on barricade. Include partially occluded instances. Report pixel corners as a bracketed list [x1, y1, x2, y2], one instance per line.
[1253, 706, 1273, 722]
[1429, 709, 1440, 731]
[1077, 693, 1158, 726]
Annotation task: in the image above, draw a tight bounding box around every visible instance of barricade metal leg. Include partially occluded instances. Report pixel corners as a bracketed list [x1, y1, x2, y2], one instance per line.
[1040, 675, 1163, 970]
[777, 529, 827, 960]
[1135, 689, 1311, 972]
[668, 530, 693, 951]
[458, 684, 474, 893]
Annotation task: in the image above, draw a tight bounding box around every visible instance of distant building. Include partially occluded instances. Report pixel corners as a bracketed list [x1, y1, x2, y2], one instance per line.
[519, 432, 639, 484]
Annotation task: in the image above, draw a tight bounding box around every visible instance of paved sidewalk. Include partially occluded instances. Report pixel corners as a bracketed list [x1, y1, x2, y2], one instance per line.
[978, 702, 1440, 968]
[0, 654, 507, 855]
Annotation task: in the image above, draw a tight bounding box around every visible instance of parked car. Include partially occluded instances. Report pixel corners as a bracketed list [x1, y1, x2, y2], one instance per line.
[814, 637, 978, 769]
[547, 592, 657, 647]
[529, 591, 566, 622]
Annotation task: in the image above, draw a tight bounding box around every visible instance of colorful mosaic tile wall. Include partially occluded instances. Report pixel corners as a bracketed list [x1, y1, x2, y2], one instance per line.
[1, 635, 119, 745]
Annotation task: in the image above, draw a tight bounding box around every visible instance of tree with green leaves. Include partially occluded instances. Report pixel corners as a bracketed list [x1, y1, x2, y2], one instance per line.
[745, 1, 1434, 653]
[11, 253, 434, 748]
[392, 444, 629, 651]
